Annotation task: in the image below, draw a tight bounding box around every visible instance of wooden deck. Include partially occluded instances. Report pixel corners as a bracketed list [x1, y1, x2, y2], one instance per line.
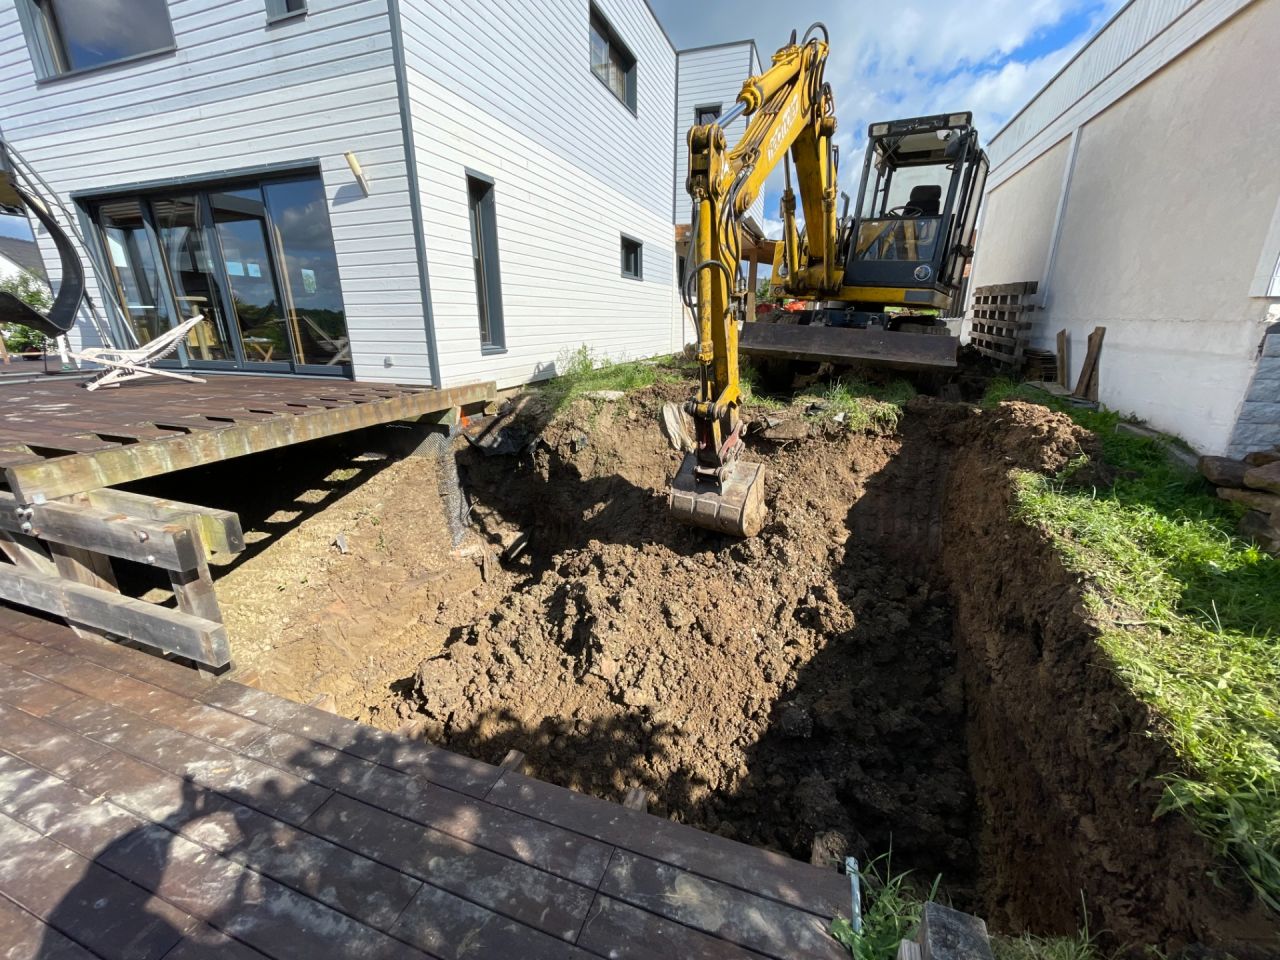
[0, 606, 851, 960]
[0, 375, 495, 502]
[0, 375, 495, 669]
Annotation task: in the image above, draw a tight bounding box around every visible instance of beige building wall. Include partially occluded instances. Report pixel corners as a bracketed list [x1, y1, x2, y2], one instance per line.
[971, 0, 1280, 455]
[969, 135, 1069, 293]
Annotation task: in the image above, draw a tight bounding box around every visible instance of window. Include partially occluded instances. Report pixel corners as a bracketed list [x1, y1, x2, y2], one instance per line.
[265, 0, 307, 22]
[87, 171, 350, 373]
[589, 5, 636, 112]
[467, 175, 504, 349]
[18, 0, 174, 79]
[621, 235, 642, 280]
[695, 104, 722, 126]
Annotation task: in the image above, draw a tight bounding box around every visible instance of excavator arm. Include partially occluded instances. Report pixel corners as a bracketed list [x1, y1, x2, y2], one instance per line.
[669, 24, 839, 537]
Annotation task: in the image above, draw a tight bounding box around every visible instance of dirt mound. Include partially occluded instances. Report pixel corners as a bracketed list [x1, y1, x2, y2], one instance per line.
[405, 395, 1090, 896]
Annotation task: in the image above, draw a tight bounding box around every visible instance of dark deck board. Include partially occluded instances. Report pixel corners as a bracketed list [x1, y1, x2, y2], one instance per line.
[0, 608, 848, 959]
[488, 771, 851, 918]
[0, 375, 496, 502]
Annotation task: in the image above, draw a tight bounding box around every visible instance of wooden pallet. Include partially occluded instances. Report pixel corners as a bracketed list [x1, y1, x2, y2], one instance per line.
[968, 281, 1038, 367]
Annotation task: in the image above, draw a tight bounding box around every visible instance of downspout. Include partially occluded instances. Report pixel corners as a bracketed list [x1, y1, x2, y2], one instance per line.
[1036, 126, 1081, 311]
[386, 0, 443, 387]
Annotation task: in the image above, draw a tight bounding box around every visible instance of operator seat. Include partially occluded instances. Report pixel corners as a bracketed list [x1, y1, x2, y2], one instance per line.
[907, 184, 941, 216]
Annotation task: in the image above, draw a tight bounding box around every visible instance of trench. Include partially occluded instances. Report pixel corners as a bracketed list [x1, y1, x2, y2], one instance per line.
[127, 387, 1277, 955]
[402, 391, 1276, 955]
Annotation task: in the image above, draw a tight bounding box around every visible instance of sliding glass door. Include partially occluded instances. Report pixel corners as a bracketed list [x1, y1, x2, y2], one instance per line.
[88, 170, 350, 375]
[210, 187, 293, 367]
[151, 193, 236, 363]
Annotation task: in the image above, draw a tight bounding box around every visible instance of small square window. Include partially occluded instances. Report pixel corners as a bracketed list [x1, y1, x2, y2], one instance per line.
[589, 5, 636, 112]
[621, 235, 642, 280]
[266, 0, 307, 22]
[18, 0, 175, 79]
[695, 104, 722, 126]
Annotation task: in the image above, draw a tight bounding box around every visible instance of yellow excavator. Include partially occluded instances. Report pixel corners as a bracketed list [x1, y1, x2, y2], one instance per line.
[669, 24, 987, 537]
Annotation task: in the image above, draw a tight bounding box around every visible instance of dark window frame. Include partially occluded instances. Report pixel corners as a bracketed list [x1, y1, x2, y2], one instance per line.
[620, 234, 643, 280]
[79, 166, 352, 376]
[265, 0, 307, 25]
[694, 103, 722, 126]
[588, 4, 637, 114]
[466, 171, 506, 352]
[16, 0, 176, 83]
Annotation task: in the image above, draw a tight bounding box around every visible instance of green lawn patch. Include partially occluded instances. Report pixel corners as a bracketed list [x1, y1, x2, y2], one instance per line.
[988, 383, 1280, 911]
[535, 346, 680, 414]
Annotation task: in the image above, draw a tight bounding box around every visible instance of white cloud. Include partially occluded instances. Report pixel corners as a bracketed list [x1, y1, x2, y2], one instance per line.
[653, 0, 1123, 237]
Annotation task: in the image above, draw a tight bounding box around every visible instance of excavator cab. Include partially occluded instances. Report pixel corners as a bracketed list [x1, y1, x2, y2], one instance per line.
[843, 112, 988, 314]
[742, 111, 987, 373]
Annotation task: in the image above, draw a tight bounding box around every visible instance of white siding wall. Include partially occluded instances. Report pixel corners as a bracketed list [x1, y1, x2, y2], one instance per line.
[0, 0, 431, 383]
[673, 42, 765, 231]
[397, 0, 680, 387]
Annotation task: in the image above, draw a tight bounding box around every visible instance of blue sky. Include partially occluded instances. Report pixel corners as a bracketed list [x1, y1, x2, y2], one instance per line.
[649, 0, 1123, 235]
[2, 1, 1120, 247]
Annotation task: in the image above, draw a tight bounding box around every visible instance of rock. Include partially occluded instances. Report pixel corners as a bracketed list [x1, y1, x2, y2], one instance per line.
[1197, 455, 1248, 488]
[777, 702, 813, 738]
[1238, 510, 1280, 554]
[1244, 448, 1280, 467]
[759, 418, 810, 441]
[1244, 461, 1280, 494]
[1217, 487, 1280, 513]
[582, 390, 625, 401]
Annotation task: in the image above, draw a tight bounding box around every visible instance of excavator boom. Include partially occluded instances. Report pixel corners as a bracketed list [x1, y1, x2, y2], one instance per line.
[669, 23, 837, 538]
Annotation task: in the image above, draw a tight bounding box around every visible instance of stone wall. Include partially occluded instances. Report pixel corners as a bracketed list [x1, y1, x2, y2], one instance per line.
[1227, 322, 1280, 458]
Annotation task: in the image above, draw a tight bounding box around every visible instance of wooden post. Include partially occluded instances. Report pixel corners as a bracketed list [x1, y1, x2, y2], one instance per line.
[0, 529, 56, 575]
[48, 541, 120, 642]
[1055, 329, 1068, 386]
[746, 248, 760, 320]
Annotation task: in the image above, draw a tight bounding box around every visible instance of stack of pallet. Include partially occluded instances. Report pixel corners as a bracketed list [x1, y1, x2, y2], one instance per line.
[968, 281, 1037, 367]
[1198, 448, 1280, 555]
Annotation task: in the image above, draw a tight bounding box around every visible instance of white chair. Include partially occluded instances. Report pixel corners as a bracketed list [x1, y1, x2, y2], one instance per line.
[71, 314, 209, 392]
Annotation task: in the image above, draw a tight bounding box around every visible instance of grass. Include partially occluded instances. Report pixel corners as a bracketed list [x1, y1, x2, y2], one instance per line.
[793, 376, 916, 434]
[535, 345, 679, 413]
[830, 854, 939, 960]
[832, 856, 1107, 960]
[987, 382, 1280, 911]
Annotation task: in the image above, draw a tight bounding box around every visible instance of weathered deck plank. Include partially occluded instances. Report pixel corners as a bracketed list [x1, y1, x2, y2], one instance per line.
[0, 608, 850, 960]
[0, 377, 496, 502]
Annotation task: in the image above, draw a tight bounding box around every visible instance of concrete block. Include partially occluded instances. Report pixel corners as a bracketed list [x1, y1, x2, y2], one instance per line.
[917, 902, 994, 960]
[1245, 461, 1280, 494]
[1237, 402, 1280, 424]
[1199, 455, 1249, 488]
[1228, 421, 1280, 457]
[1249, 357, 1280, 382]
[1246, 376, 1280, 401]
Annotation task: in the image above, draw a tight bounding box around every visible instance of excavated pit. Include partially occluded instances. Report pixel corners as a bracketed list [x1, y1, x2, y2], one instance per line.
[159, 382, 1278, 956]
[395, 389, 1276, 956]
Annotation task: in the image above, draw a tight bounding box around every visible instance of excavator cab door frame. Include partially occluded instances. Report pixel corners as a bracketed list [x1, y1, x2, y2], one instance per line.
[842, 113, 985, 298]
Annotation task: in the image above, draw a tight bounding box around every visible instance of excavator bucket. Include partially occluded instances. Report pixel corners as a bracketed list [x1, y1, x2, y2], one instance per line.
[739, 321, 958, 371]
[669, 454, 767, 537]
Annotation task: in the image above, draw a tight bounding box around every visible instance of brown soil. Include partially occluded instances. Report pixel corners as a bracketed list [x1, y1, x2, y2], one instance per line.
[183, 387, 1278, 956]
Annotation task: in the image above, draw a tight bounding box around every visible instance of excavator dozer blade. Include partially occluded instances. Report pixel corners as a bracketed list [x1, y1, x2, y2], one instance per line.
[740, 321, 958, 371]
[669, 454, 767, 537]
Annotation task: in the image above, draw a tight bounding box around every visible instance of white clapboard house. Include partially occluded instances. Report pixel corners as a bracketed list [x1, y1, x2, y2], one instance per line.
[1, 0, 761, 389]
